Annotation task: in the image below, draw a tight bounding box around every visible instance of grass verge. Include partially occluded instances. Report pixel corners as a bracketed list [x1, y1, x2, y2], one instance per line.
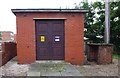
[113, 53, 120, 59]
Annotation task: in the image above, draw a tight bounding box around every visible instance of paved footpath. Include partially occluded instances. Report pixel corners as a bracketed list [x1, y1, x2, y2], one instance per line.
[27, 61, 81, 76]
[0, 57, 81, 76]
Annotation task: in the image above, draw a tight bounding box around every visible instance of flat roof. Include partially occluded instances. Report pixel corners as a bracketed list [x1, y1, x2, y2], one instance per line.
[11, 8, 88, 13]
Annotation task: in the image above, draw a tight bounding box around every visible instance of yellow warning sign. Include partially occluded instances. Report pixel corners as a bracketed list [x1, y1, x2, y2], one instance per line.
[40, 36, 45, 42]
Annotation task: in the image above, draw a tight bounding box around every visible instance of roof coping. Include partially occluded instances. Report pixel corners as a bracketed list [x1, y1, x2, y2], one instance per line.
[11, 8, 88, 13]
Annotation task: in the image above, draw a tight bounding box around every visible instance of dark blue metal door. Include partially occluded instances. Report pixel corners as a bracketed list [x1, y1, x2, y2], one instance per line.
[36, 20, 64, 60]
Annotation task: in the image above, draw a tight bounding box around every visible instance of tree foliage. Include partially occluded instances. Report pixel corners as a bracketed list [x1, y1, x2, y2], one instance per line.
[74, 1, 120, 51]
[110, 1, 120, 51]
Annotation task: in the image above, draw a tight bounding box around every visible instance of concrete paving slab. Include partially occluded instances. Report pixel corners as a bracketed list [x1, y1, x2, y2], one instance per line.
[60, 70, 81, 76]
[29, 63, 41, 72]
[39, 63, 62, 76]
[60, 64, 81, 76]
[27, 71, 40, 76]
[28, 61, 81, 76]
[39, 66, 47, 76]
[44, 71, 61, 76]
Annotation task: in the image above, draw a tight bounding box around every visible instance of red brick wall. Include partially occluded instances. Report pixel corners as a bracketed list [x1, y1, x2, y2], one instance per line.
[87, 44, 113, 64]
[16, 12, 84, 65]
[98, 45, 113, 64]
[0, 42, 17, 66]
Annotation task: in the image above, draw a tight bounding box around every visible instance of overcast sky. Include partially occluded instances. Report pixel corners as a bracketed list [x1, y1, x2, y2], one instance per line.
[0, 0, 100, 34]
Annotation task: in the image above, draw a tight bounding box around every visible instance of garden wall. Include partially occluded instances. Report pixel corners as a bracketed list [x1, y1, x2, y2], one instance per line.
[87, 43, 113, 64]
[0, 42, 17, 66]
